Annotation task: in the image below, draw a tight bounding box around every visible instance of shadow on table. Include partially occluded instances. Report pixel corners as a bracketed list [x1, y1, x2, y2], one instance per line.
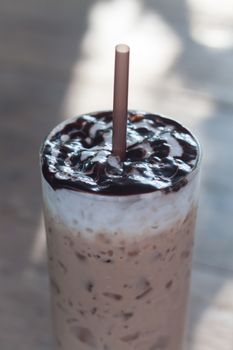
[0, 1, 96, 349]
[141, 0, 233, 347]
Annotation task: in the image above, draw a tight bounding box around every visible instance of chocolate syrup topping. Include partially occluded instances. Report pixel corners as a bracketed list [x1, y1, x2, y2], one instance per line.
[41, 111, 199, 195]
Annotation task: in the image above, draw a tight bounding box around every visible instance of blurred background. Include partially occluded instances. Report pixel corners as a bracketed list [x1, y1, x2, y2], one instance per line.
[0, 0, 233, 349]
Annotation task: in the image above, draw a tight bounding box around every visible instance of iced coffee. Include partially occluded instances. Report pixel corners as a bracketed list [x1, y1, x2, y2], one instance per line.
[41, 110, 201, 350]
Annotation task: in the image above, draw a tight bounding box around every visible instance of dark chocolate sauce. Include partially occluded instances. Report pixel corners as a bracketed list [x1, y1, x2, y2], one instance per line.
[41, 111, 199, 195]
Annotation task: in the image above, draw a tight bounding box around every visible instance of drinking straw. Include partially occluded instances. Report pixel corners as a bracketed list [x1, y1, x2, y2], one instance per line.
[112, 44, 130, 160]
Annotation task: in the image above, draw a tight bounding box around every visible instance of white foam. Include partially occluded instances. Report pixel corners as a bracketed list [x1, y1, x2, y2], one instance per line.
[89, 122, 105, 137]
[161, 133, 183, 157]
[61, 134, 70, 142]
[85, 137, 92, 145]
[42, 171, 199, 240]
[107, 155, 121, 169]
[80, 150, 96, 161]
[51, 148, 60, 158]
[92, 150, 109, 163]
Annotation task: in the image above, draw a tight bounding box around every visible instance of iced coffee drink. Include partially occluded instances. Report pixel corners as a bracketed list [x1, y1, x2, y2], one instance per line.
[40, 110, 201, 350]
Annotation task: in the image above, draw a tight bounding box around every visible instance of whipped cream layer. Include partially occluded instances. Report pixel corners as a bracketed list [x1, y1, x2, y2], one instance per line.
[41, 111, 199, 195]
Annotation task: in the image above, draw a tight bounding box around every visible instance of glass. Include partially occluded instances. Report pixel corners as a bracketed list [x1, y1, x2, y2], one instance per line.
[40, 116, 201, 350]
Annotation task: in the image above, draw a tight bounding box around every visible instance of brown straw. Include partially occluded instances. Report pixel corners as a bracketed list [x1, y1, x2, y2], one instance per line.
[112, 44, 130, 160]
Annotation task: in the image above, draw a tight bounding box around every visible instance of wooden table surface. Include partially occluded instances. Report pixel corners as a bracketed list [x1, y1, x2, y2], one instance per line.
[0, 1, 232, 349]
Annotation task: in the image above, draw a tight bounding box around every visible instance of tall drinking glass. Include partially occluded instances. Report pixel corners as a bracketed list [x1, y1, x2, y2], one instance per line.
[40, 111, 201, 350]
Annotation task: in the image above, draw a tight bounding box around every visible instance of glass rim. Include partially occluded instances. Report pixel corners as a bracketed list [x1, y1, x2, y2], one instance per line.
[40, 110, 202, 201]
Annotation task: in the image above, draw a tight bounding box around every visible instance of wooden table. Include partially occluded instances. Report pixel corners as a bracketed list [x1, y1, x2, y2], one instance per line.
[0, 1, 232, 349]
